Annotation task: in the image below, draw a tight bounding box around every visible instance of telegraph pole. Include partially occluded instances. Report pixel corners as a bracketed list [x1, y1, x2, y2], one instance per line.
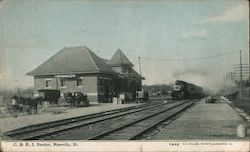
[226, 72, 234, 84]
[230, 72, 234, 84]
[138, 56, 142, 75]
[239, 50, 243, 99]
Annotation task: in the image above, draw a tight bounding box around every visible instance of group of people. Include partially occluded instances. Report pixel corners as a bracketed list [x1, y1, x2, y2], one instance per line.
[110, 92, 129, 104]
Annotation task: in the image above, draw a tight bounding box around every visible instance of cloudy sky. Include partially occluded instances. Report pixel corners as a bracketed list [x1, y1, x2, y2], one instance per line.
[0, 0, 249, 93]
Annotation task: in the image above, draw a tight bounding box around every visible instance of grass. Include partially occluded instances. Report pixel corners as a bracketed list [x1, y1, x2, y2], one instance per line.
[230, 97, 250, 116]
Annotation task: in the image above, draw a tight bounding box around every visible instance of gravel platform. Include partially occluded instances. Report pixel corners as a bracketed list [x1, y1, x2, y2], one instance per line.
[152, 99, 250, 140]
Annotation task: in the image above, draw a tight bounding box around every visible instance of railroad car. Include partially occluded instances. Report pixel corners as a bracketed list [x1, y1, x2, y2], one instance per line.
[171, 80, 204, 100]
[136, 90, 149, 103]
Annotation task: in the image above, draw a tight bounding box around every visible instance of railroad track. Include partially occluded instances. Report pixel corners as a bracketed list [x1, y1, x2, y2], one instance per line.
[4, 100, 169, 140]
[88, 101, 194, 140]
[46, 100, 194, 140]
[5, 100, 195, 140]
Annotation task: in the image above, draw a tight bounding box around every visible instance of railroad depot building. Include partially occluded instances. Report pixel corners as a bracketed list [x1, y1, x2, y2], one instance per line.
[27, 46, 144, 103]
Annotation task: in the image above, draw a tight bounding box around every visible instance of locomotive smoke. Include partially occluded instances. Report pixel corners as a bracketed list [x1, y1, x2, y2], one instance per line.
[173, 69, 224, 94]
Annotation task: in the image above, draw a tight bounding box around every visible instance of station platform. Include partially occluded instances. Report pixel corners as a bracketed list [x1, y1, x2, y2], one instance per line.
[152, 99, 250, 140]
[0, 103, 139, 134]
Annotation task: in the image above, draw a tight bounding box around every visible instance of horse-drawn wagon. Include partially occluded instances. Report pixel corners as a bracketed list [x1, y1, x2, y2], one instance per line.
[136, 90, 149, 103]
[64, 92, 89, 107]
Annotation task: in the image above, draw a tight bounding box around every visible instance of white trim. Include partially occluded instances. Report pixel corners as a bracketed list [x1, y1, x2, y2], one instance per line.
[77, 86, 83, 88]
[61, 86, 67, 88]
[45, 78, 52, 80]
[55, 74, 76, 78]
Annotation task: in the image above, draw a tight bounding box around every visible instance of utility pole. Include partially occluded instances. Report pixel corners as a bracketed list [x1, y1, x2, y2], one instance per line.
[226, 72, 234, 85]
[138, 56, 142, 75]
[230, 72, 234, 84]
[239, 50, 243, 99]
[224, 75, 227, 89]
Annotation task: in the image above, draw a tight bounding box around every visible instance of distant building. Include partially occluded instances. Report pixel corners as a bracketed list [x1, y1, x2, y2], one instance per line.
[27, 46, 144, 103]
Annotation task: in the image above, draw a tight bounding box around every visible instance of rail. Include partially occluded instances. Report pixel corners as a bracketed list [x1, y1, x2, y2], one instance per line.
[5, 101, 169, 140]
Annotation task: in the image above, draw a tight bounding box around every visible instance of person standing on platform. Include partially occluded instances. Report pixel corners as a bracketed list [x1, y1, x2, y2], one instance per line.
[119, 92, 125, 104]
[11, 96, 17, 111]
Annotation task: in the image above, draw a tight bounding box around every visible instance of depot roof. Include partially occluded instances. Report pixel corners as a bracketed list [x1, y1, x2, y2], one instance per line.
[109, 48, 134, 67]
[27, 46, 114, 76]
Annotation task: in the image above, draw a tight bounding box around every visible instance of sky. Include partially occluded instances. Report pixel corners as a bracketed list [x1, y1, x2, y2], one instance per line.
[0, 0, 249, 93]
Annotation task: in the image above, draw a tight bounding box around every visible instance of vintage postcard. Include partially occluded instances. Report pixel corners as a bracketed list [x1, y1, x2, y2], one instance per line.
[0, 0, 249, 152]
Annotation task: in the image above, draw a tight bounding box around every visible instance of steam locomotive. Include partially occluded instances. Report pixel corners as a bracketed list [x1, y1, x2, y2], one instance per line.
[171, 80, 204, 100]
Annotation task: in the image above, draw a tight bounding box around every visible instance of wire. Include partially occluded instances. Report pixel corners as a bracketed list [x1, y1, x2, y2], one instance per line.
[140, 51, 238, 62]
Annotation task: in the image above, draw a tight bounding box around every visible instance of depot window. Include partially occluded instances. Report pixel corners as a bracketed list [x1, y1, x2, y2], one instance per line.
[122, 66, 127, 73]
[61, 80, 65, 87]
[99, 78, 103, 86]
[45, 80, 51, 88]
[77, 79, 83, 86]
